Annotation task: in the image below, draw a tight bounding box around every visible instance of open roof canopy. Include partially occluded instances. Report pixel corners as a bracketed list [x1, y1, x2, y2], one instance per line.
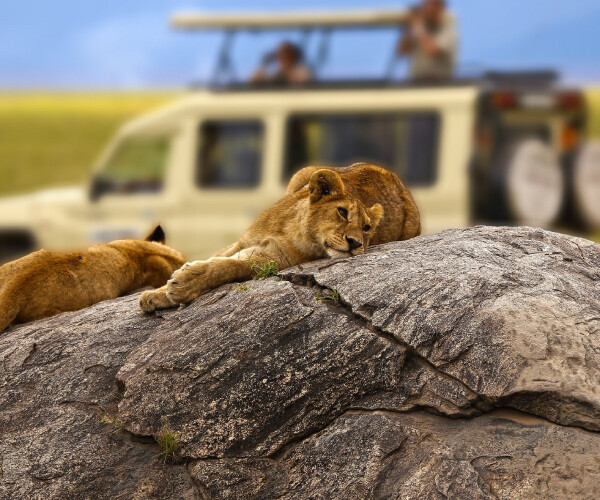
[170, 9, 410, 31]
[170, 9, 419, 86]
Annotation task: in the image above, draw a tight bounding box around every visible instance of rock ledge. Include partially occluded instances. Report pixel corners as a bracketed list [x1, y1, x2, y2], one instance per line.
[2, 226, 600, 499]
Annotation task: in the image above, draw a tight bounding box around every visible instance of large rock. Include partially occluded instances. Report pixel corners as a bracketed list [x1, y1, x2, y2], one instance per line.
[1, 226, 600, 499]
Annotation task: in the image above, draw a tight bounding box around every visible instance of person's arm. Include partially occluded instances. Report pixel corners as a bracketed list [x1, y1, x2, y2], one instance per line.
[397, 32, 415, 55]
[397, 10, 420, 56]
[416, 29, 444, 58]
[416, 18, 457, 60]
[251, 68, 268, 84]
[284, 64, 313, 85]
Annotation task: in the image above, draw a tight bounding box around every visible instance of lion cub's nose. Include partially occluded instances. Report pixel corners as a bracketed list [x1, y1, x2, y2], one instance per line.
[346, 236, 363, 250]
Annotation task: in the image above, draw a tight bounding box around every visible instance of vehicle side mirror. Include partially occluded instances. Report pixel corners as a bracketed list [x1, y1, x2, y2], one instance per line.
[89, 176, 103, 202]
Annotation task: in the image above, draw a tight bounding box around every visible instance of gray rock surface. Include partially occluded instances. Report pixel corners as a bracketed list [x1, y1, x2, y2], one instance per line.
[1, 226, 600, 499]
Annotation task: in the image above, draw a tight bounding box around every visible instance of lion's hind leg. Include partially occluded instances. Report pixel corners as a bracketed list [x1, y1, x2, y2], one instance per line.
[0, 301, 19, 333]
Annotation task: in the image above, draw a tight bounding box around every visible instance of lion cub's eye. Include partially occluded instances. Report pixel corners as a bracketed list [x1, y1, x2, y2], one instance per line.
[337, 207, 348, 219]
[363, 224, 371, 232]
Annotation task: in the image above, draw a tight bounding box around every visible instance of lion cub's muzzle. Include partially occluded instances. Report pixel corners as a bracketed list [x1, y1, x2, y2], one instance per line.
[324, 235, 365, 257]
[346, 236, 363, 251]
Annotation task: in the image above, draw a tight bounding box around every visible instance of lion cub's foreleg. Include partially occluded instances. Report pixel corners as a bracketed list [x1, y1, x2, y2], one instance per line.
[138, 284, 176, 313]
[167, 257, 257, 306]
[139, 242, 288, 313]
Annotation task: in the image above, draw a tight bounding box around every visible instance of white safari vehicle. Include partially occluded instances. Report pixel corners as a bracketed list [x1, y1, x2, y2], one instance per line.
[0, 10, 596, 263]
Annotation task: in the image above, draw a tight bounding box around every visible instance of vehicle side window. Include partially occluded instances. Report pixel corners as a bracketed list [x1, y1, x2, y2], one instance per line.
[91, 135, 169, 200]
[285, 113, 440, 186]
[197, 120, 263, 188]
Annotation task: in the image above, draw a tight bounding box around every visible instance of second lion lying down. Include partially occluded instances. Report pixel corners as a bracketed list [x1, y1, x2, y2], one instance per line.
[139, 163, 420, 312]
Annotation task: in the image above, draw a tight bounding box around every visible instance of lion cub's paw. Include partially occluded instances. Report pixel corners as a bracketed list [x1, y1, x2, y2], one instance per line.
[166, 261, 210, 305]
[139, 289, 175, 313]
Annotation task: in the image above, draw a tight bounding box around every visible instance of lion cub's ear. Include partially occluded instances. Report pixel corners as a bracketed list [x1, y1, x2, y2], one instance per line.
[145, 225, 166, 244]
[368, 204, 384, 227]
[308, 169, 345, 203]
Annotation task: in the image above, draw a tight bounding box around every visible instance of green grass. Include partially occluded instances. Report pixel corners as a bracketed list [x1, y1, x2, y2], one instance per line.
[154, 425, 181, 463]
[251, 260, 279, 280]
[234, 283, 251, 291]
[100, 414, 124, 432]
[0, 93, 177, 196]
[315, 288, 341, 302]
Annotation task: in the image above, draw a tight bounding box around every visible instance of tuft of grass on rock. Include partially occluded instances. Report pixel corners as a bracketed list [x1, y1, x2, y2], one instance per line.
[234, 283, 251, 292]
[251, 260, 278, 280]
[315, 288, 341, 302]
[155, 425, 181, 463]
[100, 414, 123, 432]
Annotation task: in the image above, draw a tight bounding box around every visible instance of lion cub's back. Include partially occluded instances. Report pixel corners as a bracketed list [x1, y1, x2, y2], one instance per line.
[337, 163, 421, 243]
[0, 249, 117, 324]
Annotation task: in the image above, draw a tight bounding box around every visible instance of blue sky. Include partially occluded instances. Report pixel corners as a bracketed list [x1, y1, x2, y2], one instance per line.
[1, 0, 599, 88]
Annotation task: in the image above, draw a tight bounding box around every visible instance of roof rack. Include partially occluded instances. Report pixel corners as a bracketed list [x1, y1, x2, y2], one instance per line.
[170, 9, 412, 85]
[170, 10, 410, 31]
[195, 78, 479, 93]
[482, 70, 560, 89]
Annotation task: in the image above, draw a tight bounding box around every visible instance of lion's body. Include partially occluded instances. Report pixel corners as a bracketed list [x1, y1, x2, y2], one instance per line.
[284, 164, 421, 245]
[0, 230, 185, 332]
[140, 163, 420, 312]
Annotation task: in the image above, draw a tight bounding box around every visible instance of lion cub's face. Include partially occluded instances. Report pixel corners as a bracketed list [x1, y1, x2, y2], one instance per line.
[307, 169, 383, 258]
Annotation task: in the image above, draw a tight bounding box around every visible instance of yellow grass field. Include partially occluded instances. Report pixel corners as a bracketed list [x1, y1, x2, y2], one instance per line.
[0, 93, 177, 196]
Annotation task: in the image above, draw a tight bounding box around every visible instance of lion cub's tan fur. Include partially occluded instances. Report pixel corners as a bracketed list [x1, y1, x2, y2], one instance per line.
[0, 226, 185, 332]
[140, 163, 420, 312]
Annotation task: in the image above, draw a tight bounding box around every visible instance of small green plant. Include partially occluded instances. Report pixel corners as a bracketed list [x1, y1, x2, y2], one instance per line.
[251, 260, 278, 280]
[315, 288, 341, 302]
[155, 425, 181, 463]
[234, 283, 251, 292]
[100, 414, 123, 432]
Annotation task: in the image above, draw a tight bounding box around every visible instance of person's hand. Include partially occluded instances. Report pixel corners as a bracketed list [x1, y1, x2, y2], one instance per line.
[251, 68, 268, 84]
[411, 19, 425, 38]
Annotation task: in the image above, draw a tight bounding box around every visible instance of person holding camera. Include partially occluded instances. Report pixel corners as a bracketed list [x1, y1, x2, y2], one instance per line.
[397, 0, 458, 81]
[251, 41, 313, 85]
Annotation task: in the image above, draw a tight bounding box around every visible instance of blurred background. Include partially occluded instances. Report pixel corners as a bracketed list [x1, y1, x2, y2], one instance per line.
[0, 0, 599, 262]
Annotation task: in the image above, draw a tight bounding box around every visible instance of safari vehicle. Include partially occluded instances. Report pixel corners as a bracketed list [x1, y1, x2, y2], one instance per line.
[0, 10, 597, 263]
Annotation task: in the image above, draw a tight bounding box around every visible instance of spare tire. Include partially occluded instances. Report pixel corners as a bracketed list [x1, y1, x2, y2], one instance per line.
[489, 139, 564, 228]
[571, 141, 600, 229]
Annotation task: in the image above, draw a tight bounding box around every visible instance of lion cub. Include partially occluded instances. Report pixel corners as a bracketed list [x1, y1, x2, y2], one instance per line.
[0, 226, 186, 332]
[140, 163, 420, 312]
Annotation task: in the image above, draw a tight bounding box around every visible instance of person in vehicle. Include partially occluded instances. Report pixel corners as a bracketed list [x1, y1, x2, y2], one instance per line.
[251, 41, 313, 85]
[397, 0, 458, 81]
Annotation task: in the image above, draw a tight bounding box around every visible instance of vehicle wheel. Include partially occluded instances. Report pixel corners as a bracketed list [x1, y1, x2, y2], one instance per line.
[489, 139, 564, 228]
[570, 141, 600, 229]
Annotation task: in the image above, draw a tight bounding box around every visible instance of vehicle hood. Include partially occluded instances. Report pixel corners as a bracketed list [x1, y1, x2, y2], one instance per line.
[0, 186, 86, 226]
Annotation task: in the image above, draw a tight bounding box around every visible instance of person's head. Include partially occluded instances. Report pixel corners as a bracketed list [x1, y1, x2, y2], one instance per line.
[276, 42, 303, 71]
[421, 0, 446, 25]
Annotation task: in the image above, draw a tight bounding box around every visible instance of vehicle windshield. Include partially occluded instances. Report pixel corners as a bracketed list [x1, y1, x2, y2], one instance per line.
[91, 135, 170, 199]
[285, 112, 440, 185]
